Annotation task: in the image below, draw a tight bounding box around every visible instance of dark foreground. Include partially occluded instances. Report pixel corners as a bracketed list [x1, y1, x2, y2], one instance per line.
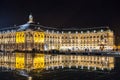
[31, 70, 120, 80]
[0, 72, 27, 80]
[0, 70, 120, 80]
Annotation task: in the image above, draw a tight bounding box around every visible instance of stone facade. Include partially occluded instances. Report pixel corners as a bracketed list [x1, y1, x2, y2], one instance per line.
[0, 15, 114, 52]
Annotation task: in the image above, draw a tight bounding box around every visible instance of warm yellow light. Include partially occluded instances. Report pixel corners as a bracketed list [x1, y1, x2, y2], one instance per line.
[34, 32, 44, 43]
[15, 53, 25, 69]
[16, 32, 25, 43]
[33, 54, 44, 69]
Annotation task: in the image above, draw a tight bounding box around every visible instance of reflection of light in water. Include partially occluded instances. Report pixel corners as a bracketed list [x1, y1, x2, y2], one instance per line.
[0, 52, 115, 72]
[28, 76, 32, 80]
[19, 70, 29, 77]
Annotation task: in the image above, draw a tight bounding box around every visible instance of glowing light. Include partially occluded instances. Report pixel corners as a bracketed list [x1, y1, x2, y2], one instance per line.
[16, 53, 25, 69]
[33, 54, 44, 69]
[34, 32, 44, 43]
[16, 32, 25, 43]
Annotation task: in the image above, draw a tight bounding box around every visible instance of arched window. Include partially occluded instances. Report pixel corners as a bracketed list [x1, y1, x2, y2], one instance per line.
[93, 36, 96, 38]
[100, 35, 104, 40]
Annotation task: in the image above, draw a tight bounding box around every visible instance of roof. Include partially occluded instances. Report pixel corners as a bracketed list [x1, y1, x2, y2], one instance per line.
[0, 22, 112, 33]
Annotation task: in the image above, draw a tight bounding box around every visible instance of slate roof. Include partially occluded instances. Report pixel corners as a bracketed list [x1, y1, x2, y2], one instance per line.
[0, 22, 112, 33]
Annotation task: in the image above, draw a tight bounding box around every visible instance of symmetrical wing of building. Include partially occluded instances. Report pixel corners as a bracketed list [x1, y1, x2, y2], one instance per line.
[0, 14, 114, 52]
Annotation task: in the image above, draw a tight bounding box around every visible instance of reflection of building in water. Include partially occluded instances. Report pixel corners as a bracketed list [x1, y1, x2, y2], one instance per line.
[45, 55, 114, 70]
[16, 53, 25, 69]
[0, 53, 15, 69]
[0, 14, 114, 52]
[33, 54, 44, 69]
[15, 53, 45, 70]
[0, 52, 114, 71]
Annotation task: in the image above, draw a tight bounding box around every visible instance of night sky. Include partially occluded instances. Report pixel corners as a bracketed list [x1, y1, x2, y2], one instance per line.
[0, 0, 120, 33]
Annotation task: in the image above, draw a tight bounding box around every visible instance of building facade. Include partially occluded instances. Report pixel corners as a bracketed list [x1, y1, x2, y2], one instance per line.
[0, 15, 114, 52]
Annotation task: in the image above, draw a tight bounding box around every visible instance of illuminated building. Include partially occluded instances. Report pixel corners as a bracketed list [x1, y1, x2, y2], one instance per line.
[0, 14, 114, 52]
